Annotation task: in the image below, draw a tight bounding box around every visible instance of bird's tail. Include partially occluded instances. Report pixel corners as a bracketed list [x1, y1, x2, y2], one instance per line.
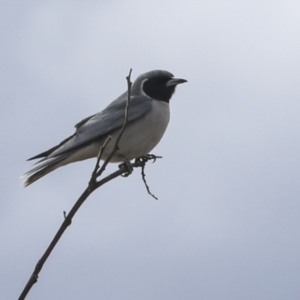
[21, 155, 69, 187]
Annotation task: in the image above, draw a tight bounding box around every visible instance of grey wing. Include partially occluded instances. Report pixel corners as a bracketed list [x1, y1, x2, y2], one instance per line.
[48, 94, 152, 157]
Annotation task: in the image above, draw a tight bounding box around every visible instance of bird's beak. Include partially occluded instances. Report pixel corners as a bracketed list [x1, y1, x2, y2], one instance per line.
[166, 77, 188, 87]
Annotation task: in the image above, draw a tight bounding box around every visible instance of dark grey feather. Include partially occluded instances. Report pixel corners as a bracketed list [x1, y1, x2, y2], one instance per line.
[47, 94, 152, 158]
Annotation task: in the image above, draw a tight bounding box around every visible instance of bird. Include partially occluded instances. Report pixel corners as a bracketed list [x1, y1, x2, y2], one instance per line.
[22, 70, 187, 187]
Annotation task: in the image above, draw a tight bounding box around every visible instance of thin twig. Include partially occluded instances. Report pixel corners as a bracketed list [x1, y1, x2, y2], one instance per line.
[96, 68, 133, 177]
[141, 164, 158, 200]
[18, 69, 134, 300]
[90, 135, 112, 184]
[138, 154, 162, 200]
[18, 160, 148, 300]
[18, 69, 161, 300]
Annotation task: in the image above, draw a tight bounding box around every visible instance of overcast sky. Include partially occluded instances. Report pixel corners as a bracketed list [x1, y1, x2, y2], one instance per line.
[1, 1, 300, 299]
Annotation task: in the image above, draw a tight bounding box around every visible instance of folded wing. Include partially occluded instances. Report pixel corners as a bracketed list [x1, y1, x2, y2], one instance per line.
[29, 93, 152, 161]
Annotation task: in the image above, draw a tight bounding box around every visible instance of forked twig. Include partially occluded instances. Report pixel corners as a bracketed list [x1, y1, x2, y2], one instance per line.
[18, 69, 133, 300]
[18, 69, 160, 300]
[95, 69, 133, 178]
[90, 135, 112, 184]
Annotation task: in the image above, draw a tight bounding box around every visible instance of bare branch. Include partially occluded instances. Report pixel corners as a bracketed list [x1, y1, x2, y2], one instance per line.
[90, 135, 112, 184]
[141, 164, 158, 200]
[95, 68, 133, 178]
[137, 154, 162, 200]
[18, 69, 161, 300]
[18, 69, 134, 300]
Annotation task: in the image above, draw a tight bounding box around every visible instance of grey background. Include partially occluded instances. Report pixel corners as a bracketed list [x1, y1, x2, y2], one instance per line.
[1, 1, 300, 299]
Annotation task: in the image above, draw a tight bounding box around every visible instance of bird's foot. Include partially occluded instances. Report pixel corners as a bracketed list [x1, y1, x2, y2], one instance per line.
[118, 159, 134, 177]
[135, 154, 162, 164]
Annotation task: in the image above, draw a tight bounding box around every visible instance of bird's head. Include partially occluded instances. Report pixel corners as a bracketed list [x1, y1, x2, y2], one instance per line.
[132, 70, 187, 103]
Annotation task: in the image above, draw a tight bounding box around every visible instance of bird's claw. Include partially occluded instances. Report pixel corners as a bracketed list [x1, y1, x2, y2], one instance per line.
[119, 160, 133, 177]
[119, 155, 161, 177]
[135, 154, 161, 164]
[146, 154, 158, 163]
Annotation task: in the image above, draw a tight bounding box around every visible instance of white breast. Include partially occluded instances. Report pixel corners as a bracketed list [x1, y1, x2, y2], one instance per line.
[102, 100, 170, 161]
[63, 100, 170, 164]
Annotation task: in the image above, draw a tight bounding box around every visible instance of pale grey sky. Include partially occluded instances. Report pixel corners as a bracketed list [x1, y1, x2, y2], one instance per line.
[1, 1, 300, 299]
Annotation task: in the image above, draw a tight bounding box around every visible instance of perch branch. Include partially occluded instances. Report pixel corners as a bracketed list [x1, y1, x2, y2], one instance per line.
[18, 69, 138, 300]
